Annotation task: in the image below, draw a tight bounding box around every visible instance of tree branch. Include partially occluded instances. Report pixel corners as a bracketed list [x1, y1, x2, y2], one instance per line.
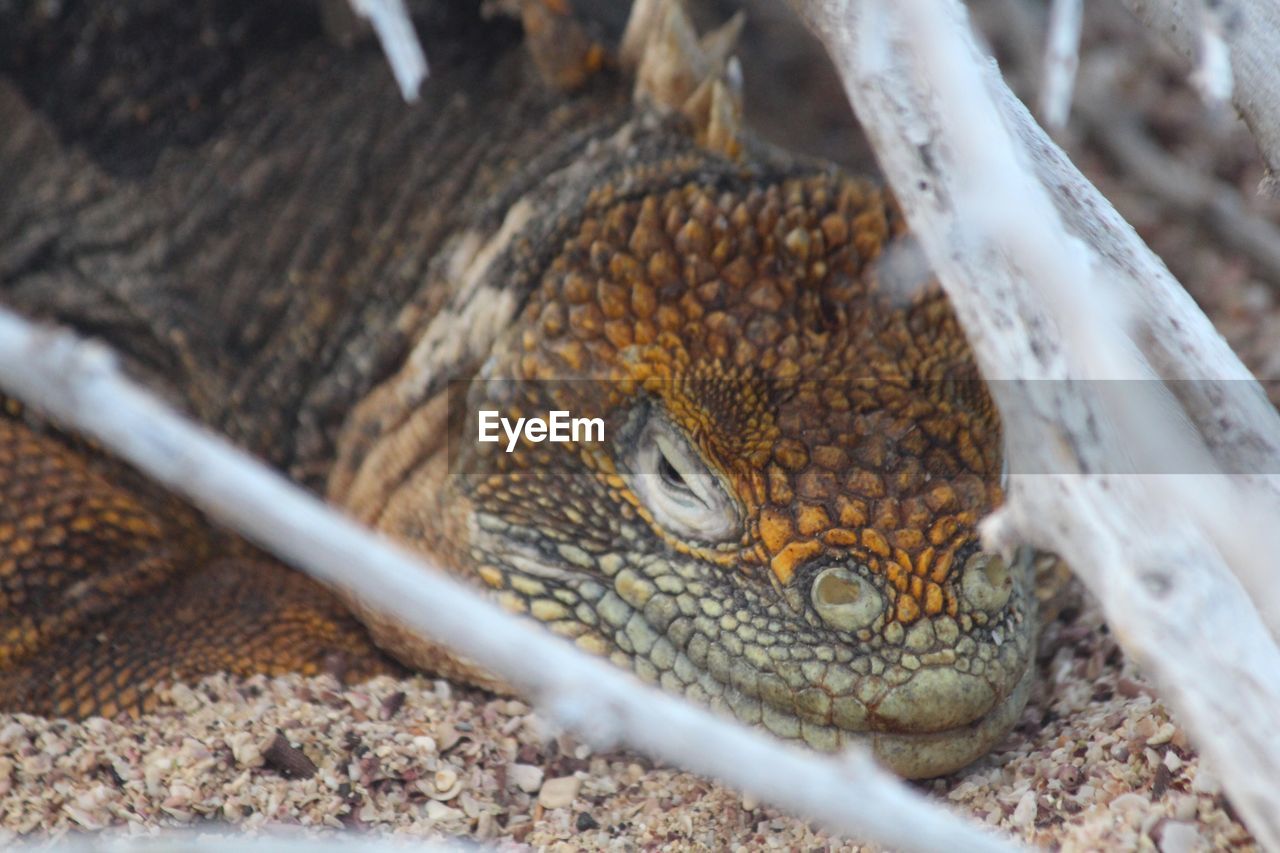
[1073, 74, 1280, 287]
[349, 0, 428, 101]
[787, 0, 1280, 848]
[1120, 0, 1280, 196]
[1039, 0, 1083, 130]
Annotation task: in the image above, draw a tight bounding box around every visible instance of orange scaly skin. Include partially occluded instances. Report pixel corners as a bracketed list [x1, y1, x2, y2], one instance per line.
[0, 401, 390, 719]
[334, 161, 1036, 778]
[0, 1, 1038, 779]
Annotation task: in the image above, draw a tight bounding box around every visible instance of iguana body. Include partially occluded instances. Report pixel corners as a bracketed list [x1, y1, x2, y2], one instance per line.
[0, 0, 1036, 778]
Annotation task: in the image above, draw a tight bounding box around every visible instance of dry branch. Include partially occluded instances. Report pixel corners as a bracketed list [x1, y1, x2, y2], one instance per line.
[0, 306, 1019, 853]
[1073, 74, 1280, 286]
[787, 0, 1280, 848]
[1120, 0, 1280, 195]
[348, 0, 428, 101]
[1039, 0, 1082, 130]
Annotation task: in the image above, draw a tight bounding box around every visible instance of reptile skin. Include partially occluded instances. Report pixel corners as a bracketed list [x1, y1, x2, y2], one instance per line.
[0, 1, 1036, 779]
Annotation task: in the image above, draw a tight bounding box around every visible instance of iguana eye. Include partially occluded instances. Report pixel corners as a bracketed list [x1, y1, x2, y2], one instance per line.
[630, 413, 740, 542]
[657, 451, 687, 492]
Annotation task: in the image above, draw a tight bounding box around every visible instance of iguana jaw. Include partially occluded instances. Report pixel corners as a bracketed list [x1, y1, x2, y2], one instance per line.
[864, 657, 1035, 778]
[457, 523, 1036, 779]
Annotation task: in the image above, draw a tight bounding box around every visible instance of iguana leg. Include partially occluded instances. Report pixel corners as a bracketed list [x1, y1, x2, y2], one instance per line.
[0, 401, 394, 718]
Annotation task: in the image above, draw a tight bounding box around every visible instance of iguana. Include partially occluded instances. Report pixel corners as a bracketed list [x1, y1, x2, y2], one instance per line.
[0, 0, 1038, 779]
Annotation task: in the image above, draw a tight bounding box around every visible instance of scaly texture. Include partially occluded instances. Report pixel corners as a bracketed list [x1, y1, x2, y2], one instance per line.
[0, 0, 1037, 779]
[0, 400, 392, 720]
[333, 143, 1035, 778]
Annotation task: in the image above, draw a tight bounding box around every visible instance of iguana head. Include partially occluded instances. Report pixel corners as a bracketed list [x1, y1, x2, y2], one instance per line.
[332, 130, 1036, 778]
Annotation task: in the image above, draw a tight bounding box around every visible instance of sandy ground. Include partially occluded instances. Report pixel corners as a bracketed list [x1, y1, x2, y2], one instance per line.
[0, 586, 1256, 850]
[5, 1, 1280, 850]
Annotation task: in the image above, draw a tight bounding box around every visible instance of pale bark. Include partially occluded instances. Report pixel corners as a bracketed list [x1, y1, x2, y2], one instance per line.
[349, 0, 428, 101]
[1121, 0, 1280, 195]
[7, 0, 1280, 846]
[787, 0, 1280, 848]
[1039, 0, 1083, 130]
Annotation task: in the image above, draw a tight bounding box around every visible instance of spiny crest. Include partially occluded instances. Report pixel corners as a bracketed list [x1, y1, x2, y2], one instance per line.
[620, 0, 746, 159]
[497, 0, 609, 92]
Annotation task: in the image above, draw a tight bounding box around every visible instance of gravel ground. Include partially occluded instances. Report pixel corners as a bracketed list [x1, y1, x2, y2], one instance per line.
[0, 586, 1256, 850]
[5, 2, 1280, 850]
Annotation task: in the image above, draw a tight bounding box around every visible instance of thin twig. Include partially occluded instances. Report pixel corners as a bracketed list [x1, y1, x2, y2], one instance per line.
[0, 306, 1020, 853]
[349, 0, 428, 101]
[1040, 0, 1083, 131]
[1191, 0, 1234, 106]
[788, 0, 1280, 847]
[1075, 81, 1280, 286]
[1120, 0, 1280, 196]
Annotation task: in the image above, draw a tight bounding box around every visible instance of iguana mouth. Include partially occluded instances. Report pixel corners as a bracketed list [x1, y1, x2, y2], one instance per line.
[462, 517, 1036, 778]
[860, 660, 1035, 778]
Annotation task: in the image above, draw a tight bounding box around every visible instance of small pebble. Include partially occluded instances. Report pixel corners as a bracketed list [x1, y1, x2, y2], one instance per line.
[425, 801, 464, 822]
[538, 776, 581, 809]
[379, 691, 406, 721]
[1111, 792, 1150, 817]
[1056, 764, 1084, 791]
[261, 732, 317, 780]
[1156, 820, 1201, 853]
[509, 763, 544, 793]
[1010, 790, 1037, 827]
[1152, 764, 1172, 799]
[1192, 769, 1221, 796]
[436, 724, 462, 751]
[434, 766, 458, 794]
[1172, 793, 1199, 822]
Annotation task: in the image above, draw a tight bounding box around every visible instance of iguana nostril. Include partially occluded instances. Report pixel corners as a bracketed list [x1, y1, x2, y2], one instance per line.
[811, 566, 882, 631]
[961, 552, 1012, 613]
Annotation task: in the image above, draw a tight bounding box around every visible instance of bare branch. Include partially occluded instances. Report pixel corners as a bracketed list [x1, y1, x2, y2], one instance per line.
[1120, 0, 1280, 195]
[1190, 0, 1234, 105]
[1040, 0, 1083, 130]
[349, 0, 428, 101]
[787, 0, 1280, 847]
[0, 306, 1020, 853]
[1073, 77, 1280, 286]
